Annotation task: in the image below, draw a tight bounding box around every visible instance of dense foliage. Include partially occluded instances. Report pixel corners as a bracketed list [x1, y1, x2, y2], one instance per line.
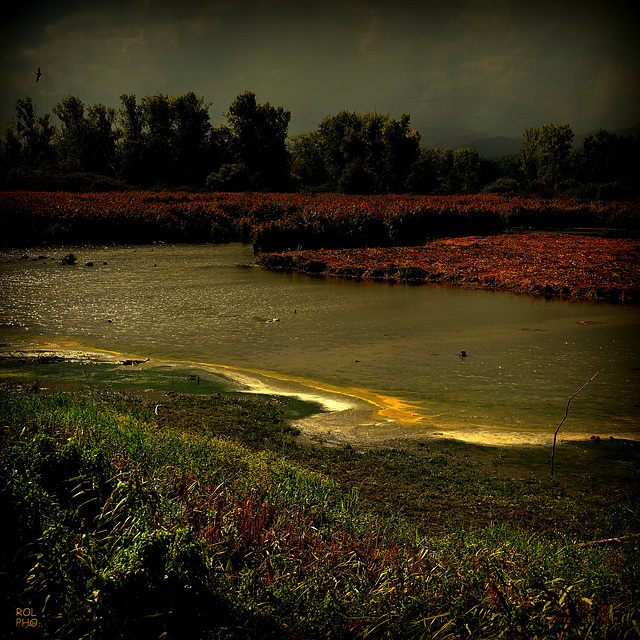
[1, 91, 638, 195]
[2, 387, 639, 639]
[2, 190, 638, 250]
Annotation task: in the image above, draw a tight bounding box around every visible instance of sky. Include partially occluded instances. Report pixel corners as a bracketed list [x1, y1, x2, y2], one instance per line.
[1, 0, 639, 147]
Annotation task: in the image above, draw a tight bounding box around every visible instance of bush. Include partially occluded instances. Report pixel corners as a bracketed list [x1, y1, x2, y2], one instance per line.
[256, 253, 295, 270]
[337, 159, 378, 195]
[301, 259, 327, 275]
[526, 179, 554, 198]
[87, 175, 130, 192]
[598, 181, 634, 201]
[22, 172, 129, 193]
[481, 177, 521, 194]
[206, 163, 255, 192]
[558, 182, 600, 200]
[398, 266, 427, 282]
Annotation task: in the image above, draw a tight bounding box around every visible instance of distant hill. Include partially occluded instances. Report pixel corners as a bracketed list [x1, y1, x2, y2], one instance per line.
[414, 125, 521, 157]
[415, 130, 521, 158]
[416, 125, 487, 151]
[417, 124, 640, 159]
[465, 136, 521, 158]
[574, 124, 640, 146]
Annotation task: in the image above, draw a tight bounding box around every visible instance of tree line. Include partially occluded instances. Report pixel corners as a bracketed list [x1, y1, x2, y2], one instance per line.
[1, 90, 638, 198]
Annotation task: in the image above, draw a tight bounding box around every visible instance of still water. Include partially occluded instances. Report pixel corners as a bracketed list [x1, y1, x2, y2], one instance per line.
[1, 243, 638, 445]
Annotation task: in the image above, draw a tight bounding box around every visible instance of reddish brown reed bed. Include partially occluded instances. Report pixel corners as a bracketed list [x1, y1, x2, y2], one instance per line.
[1, 190, 639, 249]
[258, 233, 640, 303]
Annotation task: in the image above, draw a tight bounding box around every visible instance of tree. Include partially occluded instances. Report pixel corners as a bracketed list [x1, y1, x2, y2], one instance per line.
[0, 130, 22, 183]
[85, 103, 118, 176]
[517, 123, 574, 188]
[581, 129, 639, 187]
[405, 148, 440, 194]
[118, 91, 212, 186]
[518, 126, 540, 183]
[450, 148, 498, 194]
[9, 97, 56, 176]
[10, 91, 637, 196]
[171, 91, 211, 185]
[53, 96, 90, 172]
[379, 114, 421, 192]
[213, 91, 291, 191]
[538, 123, 574, 185]
[117, 94, 146, 184]
[337, 158, 377, 194]
[288, 131, 329, 191]
[315, 110, 364, 189]
[140, 92, 175, 184]
[296, 110, 420, 193]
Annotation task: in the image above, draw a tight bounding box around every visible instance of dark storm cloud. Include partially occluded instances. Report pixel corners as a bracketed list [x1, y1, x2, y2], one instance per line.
[1, 0, 638, 141]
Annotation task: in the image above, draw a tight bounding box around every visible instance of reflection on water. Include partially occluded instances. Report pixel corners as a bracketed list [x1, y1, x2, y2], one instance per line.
[1, 243, 638, 444]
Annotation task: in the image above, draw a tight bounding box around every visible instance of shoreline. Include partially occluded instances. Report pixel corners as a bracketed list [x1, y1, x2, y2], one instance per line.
[2, 341, 637, 450]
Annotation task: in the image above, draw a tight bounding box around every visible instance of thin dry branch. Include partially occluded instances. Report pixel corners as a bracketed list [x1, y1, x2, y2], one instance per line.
[576, 533, 640, 548]
[550, 370, 601, 478]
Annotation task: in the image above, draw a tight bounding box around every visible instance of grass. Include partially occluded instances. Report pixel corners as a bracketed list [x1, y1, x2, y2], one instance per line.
[1, 383, 639, 639]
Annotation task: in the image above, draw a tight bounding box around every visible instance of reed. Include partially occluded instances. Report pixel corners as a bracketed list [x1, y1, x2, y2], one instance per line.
[2, 191, 638, 249]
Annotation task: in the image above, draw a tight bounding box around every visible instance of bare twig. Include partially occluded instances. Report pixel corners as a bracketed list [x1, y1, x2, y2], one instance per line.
[576, 533, 640, 548]
[550, 370, 601, 478]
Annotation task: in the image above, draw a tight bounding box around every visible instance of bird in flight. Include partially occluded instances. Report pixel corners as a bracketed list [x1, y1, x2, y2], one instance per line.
[34, 67, 42, 82]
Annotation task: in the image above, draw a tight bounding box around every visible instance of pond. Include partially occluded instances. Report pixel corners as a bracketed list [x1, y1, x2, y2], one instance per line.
[1, 243, 638, 446]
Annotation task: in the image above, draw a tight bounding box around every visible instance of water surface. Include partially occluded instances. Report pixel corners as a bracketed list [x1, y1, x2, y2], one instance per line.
[1, 243, 638, 445]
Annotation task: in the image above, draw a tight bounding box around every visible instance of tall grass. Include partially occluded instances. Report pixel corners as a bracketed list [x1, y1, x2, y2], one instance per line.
[1, 388, 638, 639]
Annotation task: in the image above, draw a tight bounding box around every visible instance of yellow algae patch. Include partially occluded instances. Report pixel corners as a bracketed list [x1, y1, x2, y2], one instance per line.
[342, 389, 426, 424]
[106, 352, 428, 425]
[41, 338, 85, 349]
[4, 337, 146, 364]
[4, 336, 432, 429]
[202, 364, 427, 424]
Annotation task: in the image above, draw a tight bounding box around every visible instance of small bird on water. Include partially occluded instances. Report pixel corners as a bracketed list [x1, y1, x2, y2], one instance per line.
[33, 67, 42, 82]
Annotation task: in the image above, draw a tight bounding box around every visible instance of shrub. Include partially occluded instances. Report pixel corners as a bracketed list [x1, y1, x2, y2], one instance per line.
[23, 172, 129, 193]
[481, 177, 521, 194]
[206, 163, 255, 192]
[337, 159, 378, 194]
[598, 181, 634, 201]
[256, 253, 295, 270]
[398, 266, 427, 282]
[301, 259, 327, 275]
